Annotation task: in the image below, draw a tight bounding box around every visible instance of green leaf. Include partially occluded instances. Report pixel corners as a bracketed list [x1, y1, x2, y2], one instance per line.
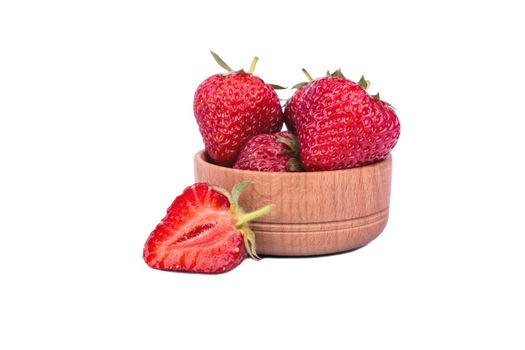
[384, 100, 396, 110]
[358, 75, 371, 90]
[210, 185, 232, 203]
[231, 181, 252, 207]
[236, 203, 273, 260]
[330, 69, 346, 78]
[279, 149, 295, 156]
[276, 134, 303, 171]
[292, 82, 308, 89]
[240, 226, 261, 260]
[287, 158, 304, 172]
[370, 92, 396, 110]
[210, 50, 233, 72]
[276, 134, 299, 153]
[269, 83, 287, 90]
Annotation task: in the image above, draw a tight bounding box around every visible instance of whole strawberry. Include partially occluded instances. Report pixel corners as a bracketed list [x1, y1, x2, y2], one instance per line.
[143, 182, 272, 274]
[283, 69, 314, 133]
[193, 52, 284, 166]
[296, 71, 400, 171]
[233, 131, 303, 172]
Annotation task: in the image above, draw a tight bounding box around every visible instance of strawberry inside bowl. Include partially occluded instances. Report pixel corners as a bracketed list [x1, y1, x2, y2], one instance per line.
[194, 150, 392, 256]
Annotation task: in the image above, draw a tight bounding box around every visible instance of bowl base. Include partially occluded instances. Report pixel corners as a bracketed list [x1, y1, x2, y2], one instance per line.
[251, 208, 388, 256]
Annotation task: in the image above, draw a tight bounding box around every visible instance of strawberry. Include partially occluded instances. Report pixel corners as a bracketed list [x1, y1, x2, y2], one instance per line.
[193, 52, 284, 167]
[233, 131, 303, 172]
[295, 71, 400, 171]
[283, 69, 314, 133]
[143, 182, 272, 274]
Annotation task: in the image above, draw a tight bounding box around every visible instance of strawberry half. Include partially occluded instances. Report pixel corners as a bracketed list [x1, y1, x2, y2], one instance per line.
[143, 182, 272, 274]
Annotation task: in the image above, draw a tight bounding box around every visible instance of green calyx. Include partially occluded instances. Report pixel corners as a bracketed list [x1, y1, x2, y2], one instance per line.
[356, 75, 394, 108]
[327, 69, 346, 78]
[213, 182, 273, 260]
[209, 50, 286, 89]
[210, 50, 258, 75]
[286, 157, 304, 172]
[292, 82, 309, 89]
[276, 134, 304, 172]
[291, 68, 314, 90]
[372, 91, 396, 110]
[358, 75, 371, 91]
[269, 84, 287, 90]
[325, 69, 395, 109]
[276, 134, 299, 154]
[321, 67, 396, 110]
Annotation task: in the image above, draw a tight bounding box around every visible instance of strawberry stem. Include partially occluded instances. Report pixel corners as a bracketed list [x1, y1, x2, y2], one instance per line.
[236, 204, 273, 227]
[248, 56, 259, 74]
[219, 181, 273, 260]
[302, 68, 313, 82]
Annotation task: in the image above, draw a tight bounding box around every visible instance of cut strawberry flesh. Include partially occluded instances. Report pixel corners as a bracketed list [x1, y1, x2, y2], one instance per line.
[143, 183, 247, 273]
[173, 222, 218, 245]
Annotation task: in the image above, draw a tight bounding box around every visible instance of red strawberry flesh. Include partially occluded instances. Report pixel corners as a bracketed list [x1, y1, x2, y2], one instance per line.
[143, 183, 246, 273]
[143, 182, 271, 274]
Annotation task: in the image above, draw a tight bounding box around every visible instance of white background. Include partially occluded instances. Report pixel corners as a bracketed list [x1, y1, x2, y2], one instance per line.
[1, 1, 524, 349]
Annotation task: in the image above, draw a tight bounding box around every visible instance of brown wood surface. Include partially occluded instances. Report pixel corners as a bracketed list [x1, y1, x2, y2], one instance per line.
[194, 150, 392, 256]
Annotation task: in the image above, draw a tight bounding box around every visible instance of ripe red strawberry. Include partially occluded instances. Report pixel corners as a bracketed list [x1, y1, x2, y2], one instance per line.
[296, 71, 400, 171]
[143, 182, 272, 274]
[283, 69, 314, 133]
[193, 52, 284, 166]
[233, 131, 303, 172]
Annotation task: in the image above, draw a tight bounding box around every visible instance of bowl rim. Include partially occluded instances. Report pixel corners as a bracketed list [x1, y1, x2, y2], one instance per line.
[194, 150, 391, 177]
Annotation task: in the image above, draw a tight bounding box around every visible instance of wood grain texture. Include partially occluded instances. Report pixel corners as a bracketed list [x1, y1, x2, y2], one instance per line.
[194, 150, 392, 256]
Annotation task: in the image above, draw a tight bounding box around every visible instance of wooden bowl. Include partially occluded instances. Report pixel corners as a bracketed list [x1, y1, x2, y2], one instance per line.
[194, 150, 392, 256]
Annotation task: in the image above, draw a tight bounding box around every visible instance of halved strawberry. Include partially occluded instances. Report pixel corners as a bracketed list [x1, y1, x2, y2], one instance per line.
[143, 182, 272, 274]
